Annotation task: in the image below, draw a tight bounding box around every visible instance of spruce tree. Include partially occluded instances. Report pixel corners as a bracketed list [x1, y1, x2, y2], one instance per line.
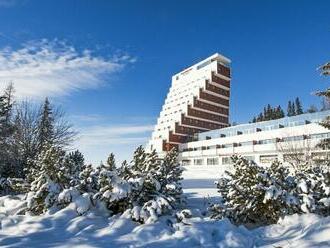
[106, 153, 116, 171]
[63, 150, 85, 187]
[276, 105, 285, 118]
[0, 84, 16, 178]
[295, 97, 303, 115]
[159, 148, 183, 205]
[292, 102, 296, 116]
[287, 101, 293, 116]
[37, 98, 55, 150]
[77, 164, 98, 193]
[94, 152, 131, 213]
[130, 145, 147, 175]
[27, 144, 67, 214]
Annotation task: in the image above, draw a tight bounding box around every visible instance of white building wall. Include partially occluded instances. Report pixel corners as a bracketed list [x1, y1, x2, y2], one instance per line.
[147, 53, 231, 155]
[179, 112, 330, 167]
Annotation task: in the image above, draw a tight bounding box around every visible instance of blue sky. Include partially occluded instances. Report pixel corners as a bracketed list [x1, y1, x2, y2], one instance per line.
[0, 0, 329, 164]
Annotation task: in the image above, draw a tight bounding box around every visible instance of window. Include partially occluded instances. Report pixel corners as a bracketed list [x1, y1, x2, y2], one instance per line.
[259, 154, 278, 164]
[222, 157, 233, 165]
[312, 152, 330, 162]
[207, 158, 219, 165]
[194, 159, 203, 165]
[257, 139, 276, 145]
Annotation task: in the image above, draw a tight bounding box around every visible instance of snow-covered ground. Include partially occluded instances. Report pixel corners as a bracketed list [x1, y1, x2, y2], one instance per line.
[1, 165, 330, 247]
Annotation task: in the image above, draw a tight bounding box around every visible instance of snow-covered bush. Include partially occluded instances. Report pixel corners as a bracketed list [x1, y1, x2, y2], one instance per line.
[211, 155, 330, 226]
[58, 188, 92, 215]
[293, 163, 330, 216]
[86, 147, 183, 223]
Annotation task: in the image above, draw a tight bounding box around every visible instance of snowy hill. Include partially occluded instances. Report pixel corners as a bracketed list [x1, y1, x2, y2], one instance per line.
[0, 165, 330, 247]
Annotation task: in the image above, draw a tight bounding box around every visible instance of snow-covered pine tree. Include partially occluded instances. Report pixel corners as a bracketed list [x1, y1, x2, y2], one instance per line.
[94, 153, 131, 213]
[27, 143, 68, 214]
[158, 148, 184, 206]
[0, 83, 16, 178]
[130, 146, 147, 175]
[118, 160, 133, 180]
[287, 100, 295, 116]
[210, 156, 300, 226]
[128, 148, 160, 221]
[77, 164, 99, 194]
[295, 97, 303, 115]
[291, 162, 330, 216]
[130, 148, 184, 223]
[106, 153, 116, 171]
[27, 98, 56, 184]
[63, 150, 85, 187]
[37, 98, 55, 151]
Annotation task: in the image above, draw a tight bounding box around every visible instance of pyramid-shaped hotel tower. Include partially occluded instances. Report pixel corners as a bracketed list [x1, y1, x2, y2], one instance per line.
[147, 53, 231, 156]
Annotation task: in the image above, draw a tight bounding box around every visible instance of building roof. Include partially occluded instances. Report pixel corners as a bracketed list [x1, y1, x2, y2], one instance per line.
[198, 110, 330, 141]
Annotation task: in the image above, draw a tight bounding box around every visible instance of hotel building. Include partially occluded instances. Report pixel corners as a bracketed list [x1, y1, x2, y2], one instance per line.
[147, 53, 231, 156]
[179, 110, 330, 167]
[147, 54, 330, 166]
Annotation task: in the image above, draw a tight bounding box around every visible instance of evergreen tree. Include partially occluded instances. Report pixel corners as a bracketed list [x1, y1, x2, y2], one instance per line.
[129, 148, 183, 223]
[159, 148, 184, 205]
[257, 113, 263, 122]
[292, 102, 296, 116]
[266, 104, 272, 120]
[63, 150, 85, 187]
[37, 98, 54, 150]
[295, 97, 303, 115]
[252, 104, 285, 123]
[94, 152, 131, 213]
[0, 84, 16, 178]
[130, 145, 147, 175]
[77, 164, 99, 193]
[210, 156, 300, 226]
[275, 105, 285, 119]
[287, 101, 296, 116]
[27, 144, 67, 214]
[106, 153, 116, 171]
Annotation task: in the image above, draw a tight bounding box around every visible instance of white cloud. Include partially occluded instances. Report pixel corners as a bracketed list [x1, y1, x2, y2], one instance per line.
[0, 39, 134, 98]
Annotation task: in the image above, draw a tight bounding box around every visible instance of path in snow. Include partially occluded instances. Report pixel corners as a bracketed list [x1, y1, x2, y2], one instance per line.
[182, 165, 231, 212]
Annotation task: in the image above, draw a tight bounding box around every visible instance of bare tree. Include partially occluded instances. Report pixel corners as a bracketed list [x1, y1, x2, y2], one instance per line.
[51, 105, 77, 149]
[276, 135, 314, 169]
[13, 101, 40, 175]
[12, 100, 78, 178]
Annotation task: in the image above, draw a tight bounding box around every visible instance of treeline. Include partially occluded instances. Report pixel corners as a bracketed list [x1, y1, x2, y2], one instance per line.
[0, 83, 76, 179]
[0, 84, 184, 223]
[251, 97, 304, 123]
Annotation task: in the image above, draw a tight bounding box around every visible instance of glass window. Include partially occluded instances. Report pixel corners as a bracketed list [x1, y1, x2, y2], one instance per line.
[222, 157, 233, 165]
[259, 154, 278, 163]
[207, 158, 219, 165]
[194, 159, 203, 165]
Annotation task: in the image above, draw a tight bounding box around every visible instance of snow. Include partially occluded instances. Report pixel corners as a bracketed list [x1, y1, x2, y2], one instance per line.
[1, 165, 330, 247]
